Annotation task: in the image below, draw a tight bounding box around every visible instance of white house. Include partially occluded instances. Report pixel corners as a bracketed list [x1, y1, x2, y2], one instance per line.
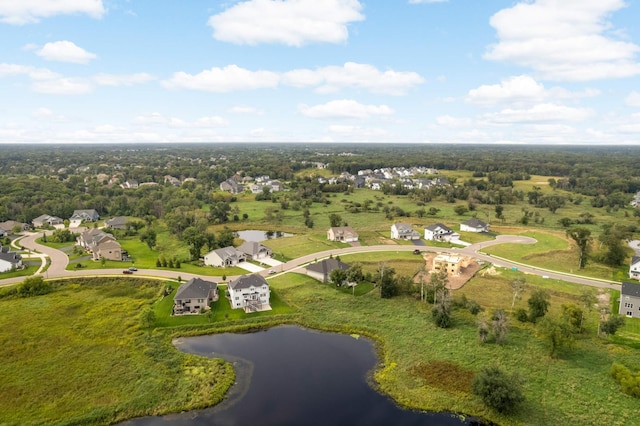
[619, 281, 640, 319]
[203, 246, 246, 267]
[629, 256, 640, 280]
[0, 245, 22, 273]
[460, 218, 489, 233]
[69, 209, 100, 227]
[424, 223, 458, 242]
[237, 241, 272, 260]
[327, 226, 359, 243]
[391, 223, 420, 240]
[227, 274, 271, 312]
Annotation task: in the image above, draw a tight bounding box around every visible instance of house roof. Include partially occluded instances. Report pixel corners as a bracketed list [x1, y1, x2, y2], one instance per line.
[621, 281, 640, 298]
[174, 278, 217, 300]
[71, 209, 99, 220]
[631, 256, 640, 266]
[393, 223, 414, 232]
[96, 240, 121, 250]
[105, 216, 128, 227]
[306, 258, 350, 275]
[0, 245, 21, 264]
[329, 226, 359, 237]
[229, 274, 269, 290]
[207, 246, 244, 260]
[461, 218, 488, 228]
[237, 241, 271, 256]
[425, 223, 453, 233]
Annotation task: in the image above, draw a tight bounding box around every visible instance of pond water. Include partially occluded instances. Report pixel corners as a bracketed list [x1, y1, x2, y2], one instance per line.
[121, 326, 483, 426]
[235, 230, 293, 242]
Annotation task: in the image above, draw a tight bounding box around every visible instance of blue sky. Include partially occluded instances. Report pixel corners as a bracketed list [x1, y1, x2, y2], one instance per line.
[0, 0, 639, 144]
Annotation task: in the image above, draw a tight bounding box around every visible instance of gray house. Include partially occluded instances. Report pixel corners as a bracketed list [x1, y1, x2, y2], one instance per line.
[173, 277, 219, 315]
[32, 214, 64, 228]
[391, 223, 420, 240]
[0, 245, 22, 273]
[424, 223, 458, 242]
[105, 216, 128, 230]
[70, 209, 100, 227]
[620, 281, 640, 319]
[460, 218, 489, 233]
[306, 258, 350, 283]
[237, 241, 272, 260]
[203, 246, 246, 267]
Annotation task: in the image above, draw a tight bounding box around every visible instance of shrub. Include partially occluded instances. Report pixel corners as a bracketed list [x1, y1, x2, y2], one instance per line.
[611, 363, 640, 397]
[472, 366, 525, 413]
[17, 276, 51, 297]
[515, 308, 529, 322]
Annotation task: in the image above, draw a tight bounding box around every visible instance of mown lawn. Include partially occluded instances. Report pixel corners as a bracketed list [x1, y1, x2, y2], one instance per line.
[0, 278, 234, 426]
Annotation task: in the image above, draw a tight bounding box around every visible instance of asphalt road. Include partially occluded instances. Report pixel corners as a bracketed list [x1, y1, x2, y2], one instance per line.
[0, 233, 620, 290]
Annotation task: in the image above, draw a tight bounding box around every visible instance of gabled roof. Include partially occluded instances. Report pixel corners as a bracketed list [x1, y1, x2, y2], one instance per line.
[175, 277, 217, 300]
[461, 218, 488, 228]
[306, 258, 350, 275]
[208, 246, 244, 260]
[631, 256, 640, 267]
[621, 281, 640, 298]
[105, 216, 128, 227]
[229, 274, 269, 290]
[393, 223, 414, 232]
[0, 245, 21, 264]
[425, 223, 453, 233]
[329, 226, 359, 237]
[237, 241, 271, 256]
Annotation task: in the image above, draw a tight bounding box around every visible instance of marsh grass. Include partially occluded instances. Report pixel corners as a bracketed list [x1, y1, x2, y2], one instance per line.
[0, 278, 234, 426]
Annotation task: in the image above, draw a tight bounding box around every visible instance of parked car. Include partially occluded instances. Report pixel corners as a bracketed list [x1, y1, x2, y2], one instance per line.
[268, 269, 276, 274]
[123, 270, 133, 274]
[413, 249, 421, 255]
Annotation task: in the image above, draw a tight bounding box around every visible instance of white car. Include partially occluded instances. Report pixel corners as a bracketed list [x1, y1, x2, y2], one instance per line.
[268, 269, 276, 274]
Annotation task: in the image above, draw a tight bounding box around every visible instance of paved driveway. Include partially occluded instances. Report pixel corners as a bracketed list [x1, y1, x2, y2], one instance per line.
[237, 262, 265, 273]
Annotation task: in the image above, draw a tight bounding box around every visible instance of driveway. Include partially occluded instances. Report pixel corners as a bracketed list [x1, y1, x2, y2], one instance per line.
[260, 257, 283, 267]
[237, 262, 265, 273]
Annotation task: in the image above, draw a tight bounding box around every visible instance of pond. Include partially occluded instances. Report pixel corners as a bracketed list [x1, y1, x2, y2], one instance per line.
[121, 326, 484, 426]
[235, 230, 293, 242]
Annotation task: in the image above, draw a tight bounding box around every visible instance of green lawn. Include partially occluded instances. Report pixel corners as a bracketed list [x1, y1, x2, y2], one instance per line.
[0, 264, 39, 279]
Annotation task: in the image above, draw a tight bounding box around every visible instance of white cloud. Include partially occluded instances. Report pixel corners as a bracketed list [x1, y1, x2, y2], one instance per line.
[194, 116, 229, 128]
[32, 107, 53, 118]
[163, 65, 279, 92]
[283, 62, 424, 95]
[164, 62, 423, 95]
[466, 75, 600, 106]
[485, 0, 640, 81]
[299, 99, 394, 120]
[482, 103, 594, 124]
[32, 77, 93, 95]
[207, 0, 364, 46]
[0, 0, 105, 25]
[36, 41, 97, 64]
[626, 91, 640, 107]
[435, 115, 473, 128]
[93, 73, 155, 86]
[328, 125, 390, 138]
[134, 112, 166, 125]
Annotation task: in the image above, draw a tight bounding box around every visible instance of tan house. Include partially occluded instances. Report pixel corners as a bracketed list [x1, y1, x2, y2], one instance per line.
[432, 254, 468, 276]
[327, 226, 359, 243]
[93, 240, 123, 261]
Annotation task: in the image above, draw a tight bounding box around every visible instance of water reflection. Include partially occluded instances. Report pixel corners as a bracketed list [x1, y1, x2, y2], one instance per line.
[234, 230, 293, 242]
[121, 326, 483, 426]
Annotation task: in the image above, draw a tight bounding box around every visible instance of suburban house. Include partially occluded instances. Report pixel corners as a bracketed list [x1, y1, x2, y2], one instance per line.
[460, 218, 490, 233]
[105, 216, 128, 230]
[93, 240, 123, 261]
[121, 180, 139, 189]
[69, 209, 100, 227]
[327, 226, 359, 243]
[305, 258, 351, 283]
[203, 246, 247, 267]
[0, 220, 29, 233]
[237, 241, 272, 260]
[227, 274, 271, 312]
[391, 223, 421, 240]
[432, 254, 468, 276]
[77, 228, 123, 261]
[629, 256, 640, 280]
[0, 245, 22, 273]
[32, 214, 64, 228]
[619, 281, 640, 319]
[424, 223, 459, 242]
[220, 178, 244, 194]
[173, 277, 219, 315]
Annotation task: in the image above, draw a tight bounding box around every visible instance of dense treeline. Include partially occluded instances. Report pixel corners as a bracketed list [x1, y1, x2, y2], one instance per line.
[2, 143, 640, 225]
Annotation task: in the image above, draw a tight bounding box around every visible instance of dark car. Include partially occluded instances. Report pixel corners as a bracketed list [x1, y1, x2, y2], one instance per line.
[412, 249, 422, 255]
[123, 270, 133, 274]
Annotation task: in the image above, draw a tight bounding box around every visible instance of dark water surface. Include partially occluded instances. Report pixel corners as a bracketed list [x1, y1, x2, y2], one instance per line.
[122, 326, 482, 426]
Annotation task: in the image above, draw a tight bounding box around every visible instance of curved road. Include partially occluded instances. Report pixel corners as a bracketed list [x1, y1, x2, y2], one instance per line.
[0, 233, 620, 290]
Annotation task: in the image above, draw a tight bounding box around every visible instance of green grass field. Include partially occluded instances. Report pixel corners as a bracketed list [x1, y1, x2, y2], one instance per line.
[0, 278, 234, 426]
